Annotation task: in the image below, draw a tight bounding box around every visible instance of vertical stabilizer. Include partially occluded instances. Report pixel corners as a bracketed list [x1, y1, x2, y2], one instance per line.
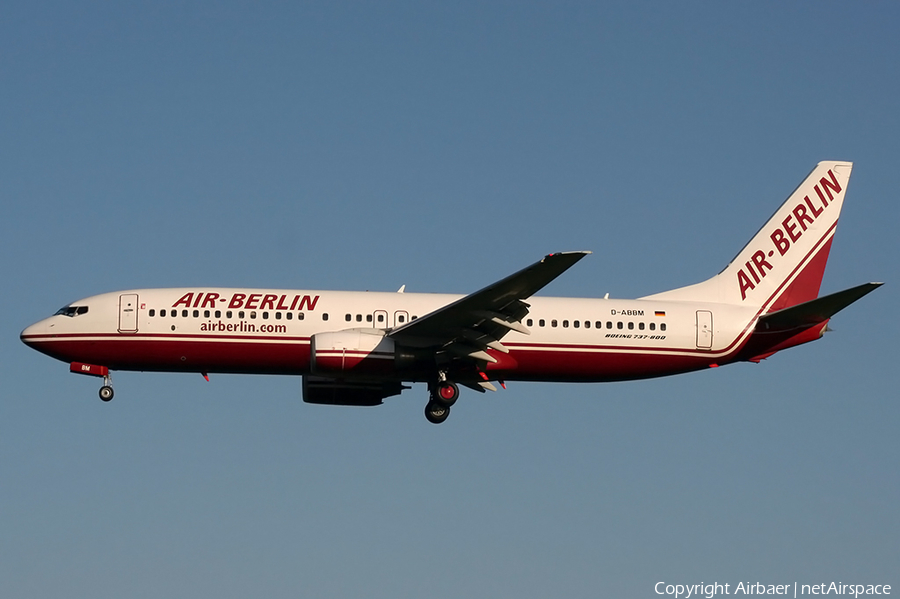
[642, 161, 853, 312]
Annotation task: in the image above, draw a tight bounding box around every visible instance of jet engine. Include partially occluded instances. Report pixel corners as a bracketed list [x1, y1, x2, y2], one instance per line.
[310, 329, 396, 376]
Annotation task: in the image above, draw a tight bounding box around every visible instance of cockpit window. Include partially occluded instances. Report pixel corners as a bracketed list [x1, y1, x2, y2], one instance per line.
[55, 305, 88, 317]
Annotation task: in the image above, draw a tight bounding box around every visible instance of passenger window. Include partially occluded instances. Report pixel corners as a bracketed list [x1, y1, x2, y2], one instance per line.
[298, 313, 304, 320]
[356, 314, 362, 322]
[160, 309, 166, 317]
[226, 311, 232, 318]
[563, 320, 569, 328]
[204, 310, 211, 318]
[193, 310, 199, 317]
[286, 313, 292, 320]
[149, 309, 156, 317]
[607, 322, 613, 329]
[250, 311, 257, 319]
[573, 320, 580, 328]
[323, 313, 329, 321]
[526, 319, 533, 326]
[539, 319, 545, 327]
[596, 321, 602, 328]
[628, 322, 634, 330]
[377, 314, 384, 323]
[398, 315, 405, 323]
[617, 322, 623, 329]
[345, 314, 352, 322]
[584, 321, 590, 328]
[262, 312, 269, 319]
[215, 310, 221, 318]
[649, 322, 656, 331]
[182, 310, 188, 317]
[367, 314, 373, 322]
[639, 322, 644, 330]
[239, 311, 245, 319]
[275, 312, 282, 320]
[661, 323, 667, 331]
[551, 320, 558, 328]
[412, 316, 418, 320]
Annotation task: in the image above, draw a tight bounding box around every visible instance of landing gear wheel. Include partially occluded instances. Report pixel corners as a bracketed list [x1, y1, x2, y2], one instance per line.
[99, 385, 114, 402]
[425, 400, 451, 424]
[434, 381, 459, 407]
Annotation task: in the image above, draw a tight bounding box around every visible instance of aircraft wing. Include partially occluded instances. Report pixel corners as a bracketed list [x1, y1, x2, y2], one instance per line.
[388, 252, 590, 363]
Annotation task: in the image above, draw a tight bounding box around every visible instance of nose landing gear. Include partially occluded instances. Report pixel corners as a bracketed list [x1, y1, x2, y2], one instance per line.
[69, 362, 114, 402]
[99, 376, 114, 402]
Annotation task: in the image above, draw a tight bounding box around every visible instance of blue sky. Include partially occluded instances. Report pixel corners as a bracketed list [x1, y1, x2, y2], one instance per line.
[1, 2, 897, 597]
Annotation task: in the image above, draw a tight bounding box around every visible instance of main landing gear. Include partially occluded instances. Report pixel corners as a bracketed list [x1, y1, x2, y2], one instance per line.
[425, 380, 459, 425]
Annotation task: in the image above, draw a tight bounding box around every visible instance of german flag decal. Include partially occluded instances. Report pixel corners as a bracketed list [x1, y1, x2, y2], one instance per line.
[655, 311, 666, 317]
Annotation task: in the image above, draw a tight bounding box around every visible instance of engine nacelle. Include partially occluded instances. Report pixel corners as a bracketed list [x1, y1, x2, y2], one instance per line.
[310, 329, 396, 376]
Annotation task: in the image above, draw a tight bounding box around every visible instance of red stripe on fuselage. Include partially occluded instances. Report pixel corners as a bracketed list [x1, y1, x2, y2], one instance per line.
[23, 334, 311, 375]
[25, 334, 718, 381]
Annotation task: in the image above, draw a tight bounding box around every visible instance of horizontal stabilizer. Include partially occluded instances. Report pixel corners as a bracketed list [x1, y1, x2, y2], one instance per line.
[756, 282, 882, 332]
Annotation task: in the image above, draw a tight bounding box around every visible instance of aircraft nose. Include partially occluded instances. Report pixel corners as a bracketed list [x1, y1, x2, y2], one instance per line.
[20, 319, 50, 347]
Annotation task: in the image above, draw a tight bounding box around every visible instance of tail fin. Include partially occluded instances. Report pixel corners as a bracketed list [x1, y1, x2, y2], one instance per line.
[643, 161, 853, 312]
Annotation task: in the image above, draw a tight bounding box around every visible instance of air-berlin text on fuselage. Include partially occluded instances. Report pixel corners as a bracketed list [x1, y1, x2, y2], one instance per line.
[737, 169, 842, 301]
[171, 292, 320, 311]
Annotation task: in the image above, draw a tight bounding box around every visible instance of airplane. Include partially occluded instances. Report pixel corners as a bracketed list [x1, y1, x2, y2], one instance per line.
[21, 161, 881, 424]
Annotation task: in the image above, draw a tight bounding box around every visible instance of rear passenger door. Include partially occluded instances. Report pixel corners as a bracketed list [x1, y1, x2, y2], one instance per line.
[696, 310, 713, 349]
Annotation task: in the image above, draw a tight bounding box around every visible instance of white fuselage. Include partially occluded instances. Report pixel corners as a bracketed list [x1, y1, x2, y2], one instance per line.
[21, 287, 762, 383]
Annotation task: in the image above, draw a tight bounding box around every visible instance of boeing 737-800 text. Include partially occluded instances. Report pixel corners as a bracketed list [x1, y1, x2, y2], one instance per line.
[21, 162, 881, 423]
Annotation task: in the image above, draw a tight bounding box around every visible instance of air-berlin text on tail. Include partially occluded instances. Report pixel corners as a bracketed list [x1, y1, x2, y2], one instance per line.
[737, 170, 842, 301]
[171, 292, 320, 311]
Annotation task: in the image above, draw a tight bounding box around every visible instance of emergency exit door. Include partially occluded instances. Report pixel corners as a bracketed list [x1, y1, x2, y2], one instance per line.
[118, 294, 139, 333]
